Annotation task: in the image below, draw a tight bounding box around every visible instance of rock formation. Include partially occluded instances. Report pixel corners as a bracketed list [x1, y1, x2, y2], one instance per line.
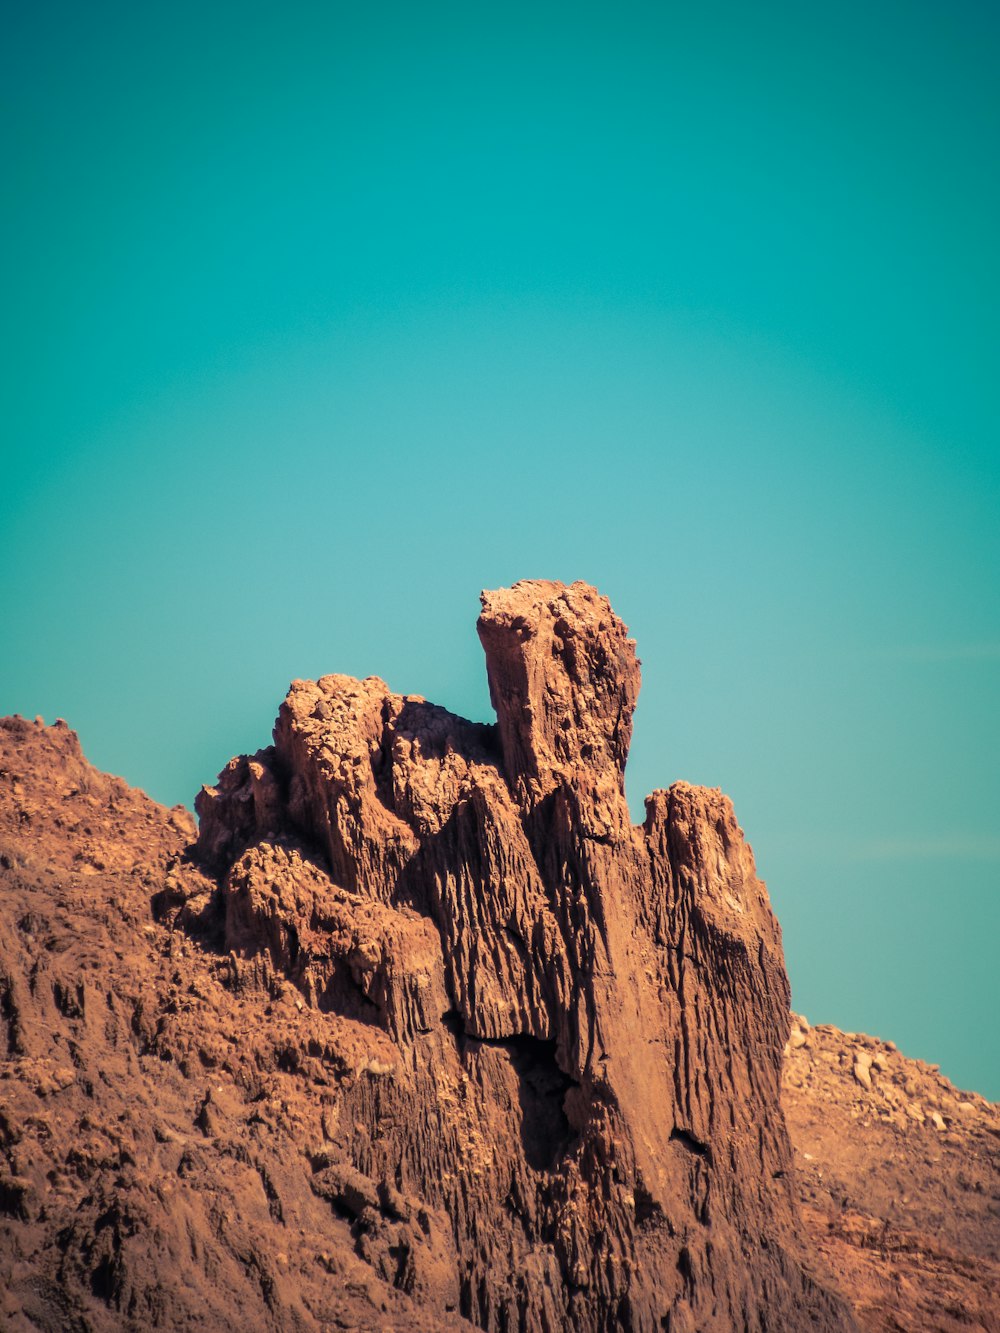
[191, 579, 850, 1330]
[1, 580, 995, 1331]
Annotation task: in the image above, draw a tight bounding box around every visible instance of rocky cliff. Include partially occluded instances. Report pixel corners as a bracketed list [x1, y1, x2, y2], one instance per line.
[0, 580, 995, 1331]
[193, 579, 849, 1329]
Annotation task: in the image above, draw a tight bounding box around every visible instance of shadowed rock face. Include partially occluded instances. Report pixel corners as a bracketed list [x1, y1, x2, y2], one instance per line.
[195, 579, 854, 1331]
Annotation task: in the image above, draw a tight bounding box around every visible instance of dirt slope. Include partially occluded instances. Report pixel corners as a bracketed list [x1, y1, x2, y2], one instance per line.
[784, 1015, 1000, 1332]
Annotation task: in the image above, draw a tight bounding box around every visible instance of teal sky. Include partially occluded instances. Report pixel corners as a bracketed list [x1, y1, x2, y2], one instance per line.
[2, 2, 998, 1098]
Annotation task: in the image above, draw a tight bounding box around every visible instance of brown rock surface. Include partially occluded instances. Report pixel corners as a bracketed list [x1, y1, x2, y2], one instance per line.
[783, 1015, 1000, 1332]
[0, 715, 452, 1332]
[0, 581, 993, 1330]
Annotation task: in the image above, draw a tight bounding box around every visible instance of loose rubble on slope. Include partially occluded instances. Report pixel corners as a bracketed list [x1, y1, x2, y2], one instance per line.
[783, 1014, 1000, 1332]
[0, 581, 995, 1332]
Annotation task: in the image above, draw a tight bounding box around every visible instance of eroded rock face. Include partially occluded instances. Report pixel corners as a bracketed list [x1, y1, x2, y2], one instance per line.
[195, 580, 854, 1331]
[3, 678, 995, 1332]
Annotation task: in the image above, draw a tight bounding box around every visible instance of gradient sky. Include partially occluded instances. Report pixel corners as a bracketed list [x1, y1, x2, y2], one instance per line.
[2, 1, 998, 1098]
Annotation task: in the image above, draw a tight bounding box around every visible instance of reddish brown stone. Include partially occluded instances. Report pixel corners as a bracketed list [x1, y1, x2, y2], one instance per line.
[1, 583, 993, 1330]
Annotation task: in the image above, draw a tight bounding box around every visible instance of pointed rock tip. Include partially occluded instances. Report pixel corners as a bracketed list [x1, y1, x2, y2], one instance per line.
[476, 579, 640, 798]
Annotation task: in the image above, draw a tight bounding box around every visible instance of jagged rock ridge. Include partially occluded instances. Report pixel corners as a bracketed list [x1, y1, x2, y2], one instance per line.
[2, 649, 997, 1331]
[194, 579, 853, 1330]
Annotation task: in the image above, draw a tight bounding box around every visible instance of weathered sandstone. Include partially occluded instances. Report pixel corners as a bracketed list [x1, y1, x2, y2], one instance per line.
[194, 579, 852, 1330]
[3, 582, 992, 1331]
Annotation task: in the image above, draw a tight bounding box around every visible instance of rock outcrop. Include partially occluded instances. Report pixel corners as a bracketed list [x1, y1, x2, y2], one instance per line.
[192, 579, 852, 1330]
[5, 581, 992, 1331]
[0, 715, 451, 1332]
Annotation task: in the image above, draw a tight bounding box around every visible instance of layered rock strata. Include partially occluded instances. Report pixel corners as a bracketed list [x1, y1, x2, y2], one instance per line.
[194, 579, 853, 1330]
